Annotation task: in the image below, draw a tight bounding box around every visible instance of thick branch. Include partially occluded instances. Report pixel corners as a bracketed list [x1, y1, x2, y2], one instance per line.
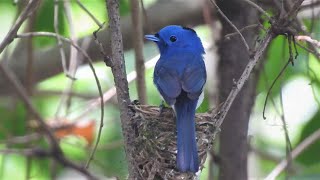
[106, 0, 137, 178]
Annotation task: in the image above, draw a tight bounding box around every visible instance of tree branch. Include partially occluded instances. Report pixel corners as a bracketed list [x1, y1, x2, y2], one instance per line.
[105, 0, 137, 178]
[215, 30, 272, 129]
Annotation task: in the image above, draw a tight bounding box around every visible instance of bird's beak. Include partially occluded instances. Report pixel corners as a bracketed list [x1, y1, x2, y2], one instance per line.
[144, 34, 160, 42]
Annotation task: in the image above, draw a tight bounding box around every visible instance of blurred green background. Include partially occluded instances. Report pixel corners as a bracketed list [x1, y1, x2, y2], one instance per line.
[0, 0, 320, 179]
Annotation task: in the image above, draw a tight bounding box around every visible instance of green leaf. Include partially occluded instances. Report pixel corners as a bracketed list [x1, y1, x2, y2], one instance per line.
[296, 110, 320, 166]
[0, 103, 26, 140]
[34, 0, 65, 47]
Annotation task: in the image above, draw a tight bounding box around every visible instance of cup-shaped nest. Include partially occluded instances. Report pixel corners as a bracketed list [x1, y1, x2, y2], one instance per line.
[130, 104, 219, 180]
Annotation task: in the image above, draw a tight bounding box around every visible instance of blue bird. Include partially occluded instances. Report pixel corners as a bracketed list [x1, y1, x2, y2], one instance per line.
[145, 25, 206, 172]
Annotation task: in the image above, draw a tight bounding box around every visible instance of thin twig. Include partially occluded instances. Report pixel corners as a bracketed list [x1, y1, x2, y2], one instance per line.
[140, 0, 152, 33]
[0, 63, 97, 179]
[35, 90, 97, 99]
[285, 0, 306, 19]
[0, 64, 60, 160]
[296, 42, 320, 59]
[16, 31, 105, 170]
[130, 0, 147, 104]
[76, 0, 103, 28]
[55, 0, 80, 118]
[300, 0, 320, 10]
[225, 24, 261, 39]
[26, 12, 36, 96]
[73, 55, 159, 121]
[306, 52, 320, 107]
[243, 0, 272, 20]
[296, 35, 320, 48]
[53, 0, 69, 78]
[0, 147, 98, 179]
[214, 30, 273, 127]
[292, 15, 320, 61]
[262, 60, 291, 119]
[0, 0, 40, 54]
[93, 23, 112, 67]
[279, 85, 293, 178]
[208, 0, 250, 51]
[265, 129, 320, 180]
[1, 133, 41, 145]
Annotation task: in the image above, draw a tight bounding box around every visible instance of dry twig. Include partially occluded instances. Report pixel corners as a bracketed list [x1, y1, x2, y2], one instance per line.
[208, 0, 250, 51]
[130, 0, 147, 104]
[266, 129, 320, 179]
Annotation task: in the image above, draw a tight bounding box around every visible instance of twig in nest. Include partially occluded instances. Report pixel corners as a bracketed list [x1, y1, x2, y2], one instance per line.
[129, 104, 219, 179]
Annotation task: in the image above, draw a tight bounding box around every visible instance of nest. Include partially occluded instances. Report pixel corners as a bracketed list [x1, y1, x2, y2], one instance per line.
[130, 103, 220, 180]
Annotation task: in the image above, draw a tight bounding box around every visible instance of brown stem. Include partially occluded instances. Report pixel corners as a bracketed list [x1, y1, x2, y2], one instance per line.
[0, 0, 40, 54]
[130, 0, 147, 104]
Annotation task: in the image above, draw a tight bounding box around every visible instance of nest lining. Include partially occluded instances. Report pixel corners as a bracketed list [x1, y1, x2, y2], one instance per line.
[130, 104, 219, 180]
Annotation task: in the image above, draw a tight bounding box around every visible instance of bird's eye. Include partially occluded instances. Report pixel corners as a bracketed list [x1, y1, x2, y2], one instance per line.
[170, 36, 177, 42]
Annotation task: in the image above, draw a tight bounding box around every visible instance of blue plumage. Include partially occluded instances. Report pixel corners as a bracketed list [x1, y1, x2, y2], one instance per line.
[145, 25, 206, 172]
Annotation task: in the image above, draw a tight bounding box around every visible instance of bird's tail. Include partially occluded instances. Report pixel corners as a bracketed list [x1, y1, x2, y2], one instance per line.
[174, 93, 199, 172]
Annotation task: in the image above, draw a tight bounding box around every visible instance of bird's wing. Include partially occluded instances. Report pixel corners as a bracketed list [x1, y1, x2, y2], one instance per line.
[154, 66, 181, 105]
[182, 60, 206, 100]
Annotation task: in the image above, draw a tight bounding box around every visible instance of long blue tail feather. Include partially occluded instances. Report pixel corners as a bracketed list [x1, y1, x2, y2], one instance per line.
[174, 92, 199, 172]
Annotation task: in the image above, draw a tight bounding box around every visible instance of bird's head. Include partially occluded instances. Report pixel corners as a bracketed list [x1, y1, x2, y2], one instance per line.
[145, 25, 205, 55]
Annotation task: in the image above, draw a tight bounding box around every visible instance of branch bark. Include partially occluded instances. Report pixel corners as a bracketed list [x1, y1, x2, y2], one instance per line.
[105, 0, 137, 178]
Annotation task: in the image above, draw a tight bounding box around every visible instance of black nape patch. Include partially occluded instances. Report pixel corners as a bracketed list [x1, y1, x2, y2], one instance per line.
[182, 26, 196, 33]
